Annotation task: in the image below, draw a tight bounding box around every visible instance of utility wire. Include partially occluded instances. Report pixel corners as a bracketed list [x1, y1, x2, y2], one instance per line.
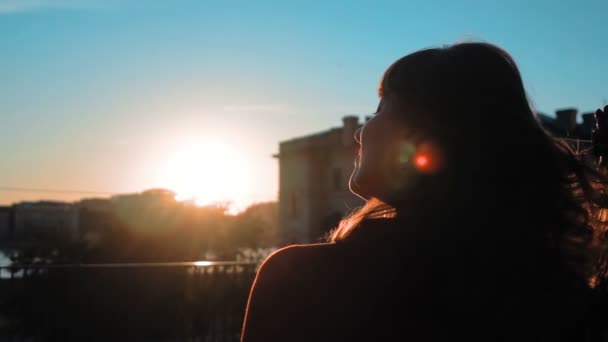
[0, 186, 119, 196]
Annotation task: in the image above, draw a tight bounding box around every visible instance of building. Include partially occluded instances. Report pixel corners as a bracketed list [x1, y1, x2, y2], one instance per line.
[108, 188, 179, 233]
[12, 201, 80, 241]
[275, 116, 365, 243]
[78, 198, 116, 244]
[276, 108, 598, 243]
[537, 108, 595, 140]
[0, 206, 14, 241]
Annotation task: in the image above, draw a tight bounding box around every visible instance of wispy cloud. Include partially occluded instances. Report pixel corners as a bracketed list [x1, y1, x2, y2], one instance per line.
[222, 104, 291, 114]
[0, 0, 101, 14]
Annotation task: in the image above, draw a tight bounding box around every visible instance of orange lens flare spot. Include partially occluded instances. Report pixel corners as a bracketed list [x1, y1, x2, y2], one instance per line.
[413, 143, 443, 174]
[415, 155, 429, 168]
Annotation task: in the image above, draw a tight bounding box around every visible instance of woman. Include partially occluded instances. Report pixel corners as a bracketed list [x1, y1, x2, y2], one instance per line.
[241, 42, 608, 341]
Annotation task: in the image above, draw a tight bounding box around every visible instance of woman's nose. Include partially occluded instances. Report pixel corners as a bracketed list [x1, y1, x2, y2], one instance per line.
[354, 127, 362, 144]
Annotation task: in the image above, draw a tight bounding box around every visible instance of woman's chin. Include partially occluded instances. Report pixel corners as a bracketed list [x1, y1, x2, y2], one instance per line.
[350, 186, 369, 201]
[348, 172, 372, 201]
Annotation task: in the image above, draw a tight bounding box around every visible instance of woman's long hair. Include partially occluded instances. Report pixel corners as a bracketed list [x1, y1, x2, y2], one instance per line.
[329, 42, 608, 293]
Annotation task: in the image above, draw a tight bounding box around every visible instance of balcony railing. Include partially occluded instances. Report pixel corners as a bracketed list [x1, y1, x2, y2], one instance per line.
[0, 261, 259, 341]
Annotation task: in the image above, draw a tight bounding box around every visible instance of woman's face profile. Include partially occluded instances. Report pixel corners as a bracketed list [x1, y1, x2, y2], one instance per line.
[349, 97, 414, 201]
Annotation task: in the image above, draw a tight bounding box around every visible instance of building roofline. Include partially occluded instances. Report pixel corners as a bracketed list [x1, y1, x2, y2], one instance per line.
[278, 127, 342, 145]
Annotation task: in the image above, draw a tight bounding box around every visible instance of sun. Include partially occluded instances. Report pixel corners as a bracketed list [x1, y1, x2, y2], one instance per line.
[156, 138, 252, 212]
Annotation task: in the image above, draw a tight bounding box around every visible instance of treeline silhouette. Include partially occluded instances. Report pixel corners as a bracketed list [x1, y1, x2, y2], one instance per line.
[0, 189, 278, 341]
[8, 189, 279, 264]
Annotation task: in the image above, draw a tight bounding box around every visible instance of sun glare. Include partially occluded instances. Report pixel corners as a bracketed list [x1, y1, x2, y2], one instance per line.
[156, 138, 252, 212]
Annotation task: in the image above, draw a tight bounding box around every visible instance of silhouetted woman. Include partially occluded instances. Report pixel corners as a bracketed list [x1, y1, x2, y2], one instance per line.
[241, 42, 608, 341]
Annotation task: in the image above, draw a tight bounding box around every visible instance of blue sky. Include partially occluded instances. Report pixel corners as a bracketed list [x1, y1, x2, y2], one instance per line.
[1, 0, 606, 207]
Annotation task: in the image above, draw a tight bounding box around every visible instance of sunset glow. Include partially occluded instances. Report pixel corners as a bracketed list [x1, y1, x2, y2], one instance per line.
[156, 138, 252, 211]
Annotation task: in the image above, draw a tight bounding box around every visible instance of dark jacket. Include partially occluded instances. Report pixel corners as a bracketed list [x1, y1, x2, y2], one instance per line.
[241, 219, 594, 341]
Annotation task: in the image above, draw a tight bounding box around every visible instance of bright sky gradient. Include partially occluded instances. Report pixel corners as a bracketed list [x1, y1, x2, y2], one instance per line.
[1, 0, 607, 208]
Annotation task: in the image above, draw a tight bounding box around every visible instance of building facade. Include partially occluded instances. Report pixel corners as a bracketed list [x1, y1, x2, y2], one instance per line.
[275, 116, 365, 243]
[0, 206, 13, 241]
[12, 201, 80, 241]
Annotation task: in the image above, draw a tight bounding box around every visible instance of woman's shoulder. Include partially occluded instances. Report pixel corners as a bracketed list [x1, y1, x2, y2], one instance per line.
[241, 243, 343, 341]
[258, 243, 338, 273]
[248, 243, 343, 304]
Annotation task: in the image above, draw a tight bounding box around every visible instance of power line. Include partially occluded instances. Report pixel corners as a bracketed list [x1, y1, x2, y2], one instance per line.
[0, 186, 277, 201]
[0, 186, 119, 196]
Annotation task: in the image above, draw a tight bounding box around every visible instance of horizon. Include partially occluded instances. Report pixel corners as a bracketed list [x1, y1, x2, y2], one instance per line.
[2, 0, 607, 208]
[0, 186, 278, 216]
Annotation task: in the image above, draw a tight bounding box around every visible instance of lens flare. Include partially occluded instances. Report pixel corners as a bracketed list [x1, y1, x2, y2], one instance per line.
[413, 142, 443, 174]
[415, 155, 429, 168]
[398, 142, 417, 164]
